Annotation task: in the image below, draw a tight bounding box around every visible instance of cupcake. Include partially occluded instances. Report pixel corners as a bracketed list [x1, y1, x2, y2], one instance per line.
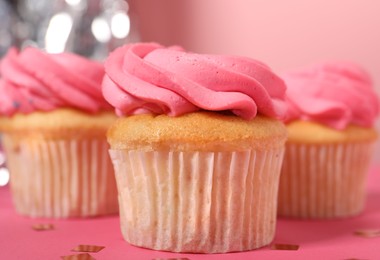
[0, 47, 118, 218]
[278, 61, 379, 219]
[102, 43, 288, 253]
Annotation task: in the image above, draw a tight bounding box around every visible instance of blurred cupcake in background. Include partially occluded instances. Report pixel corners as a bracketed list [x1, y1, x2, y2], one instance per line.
[278, 61, 379, 219]
[0, 47, 118, 218]
[103, 43, 288, 253]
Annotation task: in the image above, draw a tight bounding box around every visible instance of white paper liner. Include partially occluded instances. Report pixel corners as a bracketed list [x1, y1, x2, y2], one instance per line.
[109, 147, 285, 253]
[278, 142, 375, 219]
[2, 135, 118, 218]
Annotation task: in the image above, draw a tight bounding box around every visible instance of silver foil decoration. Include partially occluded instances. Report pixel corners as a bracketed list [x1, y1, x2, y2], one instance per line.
[0, 0, 19, 57]
[17, 0, 139, 60]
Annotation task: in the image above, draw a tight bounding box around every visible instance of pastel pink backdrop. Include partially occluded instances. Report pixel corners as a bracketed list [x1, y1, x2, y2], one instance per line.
[130, 0, 380, 161]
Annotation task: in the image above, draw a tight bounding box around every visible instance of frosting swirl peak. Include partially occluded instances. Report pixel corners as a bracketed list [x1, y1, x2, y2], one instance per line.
[102, 43, 287, 120]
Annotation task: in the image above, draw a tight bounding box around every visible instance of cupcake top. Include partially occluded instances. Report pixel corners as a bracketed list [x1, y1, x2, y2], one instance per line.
[102, 43, 287, 120]
[0, 47, 111, 116]
[283, 61, 379, 130]
[108, 112, 287, 151]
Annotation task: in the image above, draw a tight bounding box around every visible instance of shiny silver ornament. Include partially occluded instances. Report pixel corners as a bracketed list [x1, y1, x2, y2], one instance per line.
[17, 0, 139, 60]
[0, 0, 19, 57]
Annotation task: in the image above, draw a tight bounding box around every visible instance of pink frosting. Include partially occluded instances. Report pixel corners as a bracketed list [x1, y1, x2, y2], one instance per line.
[283, 62, 379, 129]
[102, 43, 287, 120]
[0, 47, 111, 116]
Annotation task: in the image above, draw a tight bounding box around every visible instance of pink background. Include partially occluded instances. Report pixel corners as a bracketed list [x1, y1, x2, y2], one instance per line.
[130, 0, 380, 160]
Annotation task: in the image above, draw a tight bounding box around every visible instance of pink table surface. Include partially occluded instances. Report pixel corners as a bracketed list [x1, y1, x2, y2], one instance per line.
[1, 166, 380, 260]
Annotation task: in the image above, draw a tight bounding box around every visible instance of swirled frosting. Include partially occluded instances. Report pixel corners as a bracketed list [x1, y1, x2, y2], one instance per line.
[102, 43, 287, 120]
[283, 61, 379, 129]
[0, 47, 111, 116]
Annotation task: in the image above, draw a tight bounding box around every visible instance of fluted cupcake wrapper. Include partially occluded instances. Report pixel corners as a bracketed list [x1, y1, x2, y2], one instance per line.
[278, 142, 375, 219]
[109, 148, 285, 253]
[2, 136, 118, 218]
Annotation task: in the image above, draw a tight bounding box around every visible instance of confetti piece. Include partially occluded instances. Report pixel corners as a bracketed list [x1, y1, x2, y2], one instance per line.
[72, 245, 105, 253]
[354, 229, 380, 238]
[270, 244, 299, 251]
[32, 224, 54, 231]
[343, 258, 368, 260]
[61, 253, 95, 260]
